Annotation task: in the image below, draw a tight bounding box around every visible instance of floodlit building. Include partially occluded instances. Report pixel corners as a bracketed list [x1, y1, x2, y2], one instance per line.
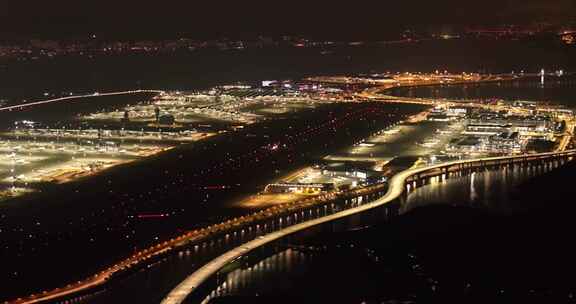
[264, 183, 335, 194]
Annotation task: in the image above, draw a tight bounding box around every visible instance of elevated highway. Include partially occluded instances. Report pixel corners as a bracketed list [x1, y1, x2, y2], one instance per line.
[0, 90, 164, 112]
[161, 149, 576, 304]
[7, 150, 575, 304]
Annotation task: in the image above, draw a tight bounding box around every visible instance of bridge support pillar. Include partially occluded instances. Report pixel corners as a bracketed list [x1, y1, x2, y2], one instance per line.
[442, 167, 449, 178]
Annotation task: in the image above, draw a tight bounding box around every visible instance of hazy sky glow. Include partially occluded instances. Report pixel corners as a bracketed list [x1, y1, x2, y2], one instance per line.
[1, 0, 574, 38]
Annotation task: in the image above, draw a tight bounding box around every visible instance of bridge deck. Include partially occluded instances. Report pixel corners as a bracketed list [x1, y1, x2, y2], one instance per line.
[161, 149, 576, 304]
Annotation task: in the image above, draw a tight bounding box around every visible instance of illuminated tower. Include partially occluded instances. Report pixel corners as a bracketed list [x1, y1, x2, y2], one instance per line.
[540, 69, 545, 85]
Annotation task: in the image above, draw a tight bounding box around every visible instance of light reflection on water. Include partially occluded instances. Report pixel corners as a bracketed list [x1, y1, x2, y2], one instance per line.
[389, 76, 576, 108]
[205, 248, 310, 302]
[404, 164, 547, 213]
[203, 163, 556, 302]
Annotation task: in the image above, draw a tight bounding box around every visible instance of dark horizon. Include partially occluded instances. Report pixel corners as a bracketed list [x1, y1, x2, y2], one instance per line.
[1, 0, 575, 40]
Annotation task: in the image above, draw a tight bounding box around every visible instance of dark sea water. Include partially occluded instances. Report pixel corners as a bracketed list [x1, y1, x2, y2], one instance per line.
[388, 75, 576, 108]
[200, 164, 568, 304]
[0, 38, 575, 103]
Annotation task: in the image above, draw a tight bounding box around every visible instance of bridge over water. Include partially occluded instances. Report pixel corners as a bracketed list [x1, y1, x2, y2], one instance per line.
[161, 149, 576, 304]
[0, 90, 163, 112]
[7, 150, 575, 304]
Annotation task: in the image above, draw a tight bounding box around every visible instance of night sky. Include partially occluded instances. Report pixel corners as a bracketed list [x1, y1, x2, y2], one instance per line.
[1, 0, 575, 39]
